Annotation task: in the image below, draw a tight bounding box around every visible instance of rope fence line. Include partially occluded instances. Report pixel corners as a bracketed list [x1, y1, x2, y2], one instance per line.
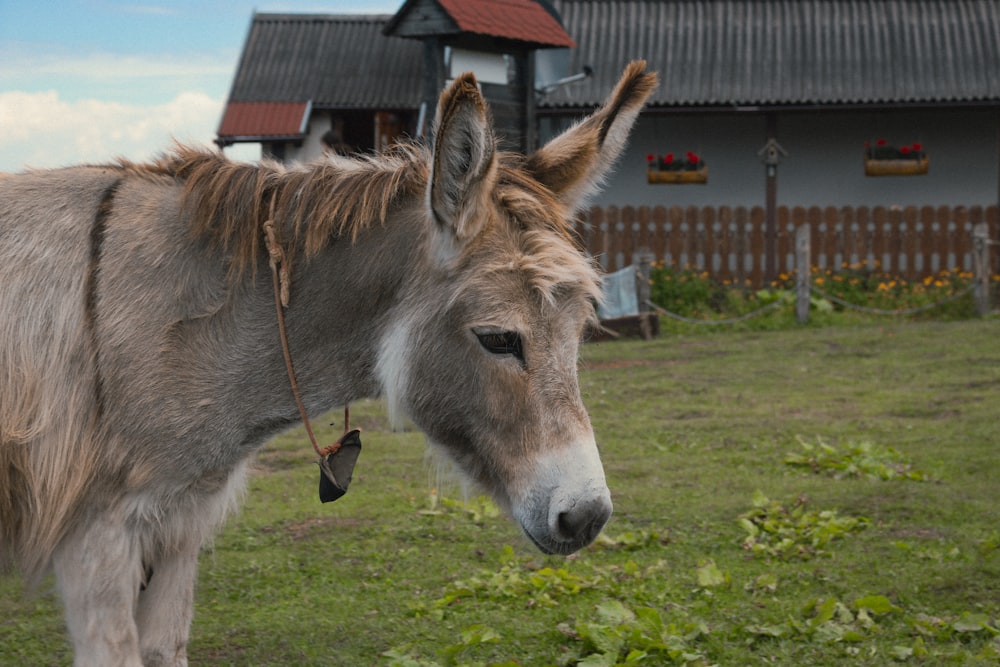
[809, 283, 976, 317]
[644, 299, 784, 326]
[643, 281, 976, 327]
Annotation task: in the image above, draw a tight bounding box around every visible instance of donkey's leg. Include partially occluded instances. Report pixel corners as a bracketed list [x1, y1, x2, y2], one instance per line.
[53, 512, 144, 667]
[135, 538, 200, 667]
[135, 464, 248, 667]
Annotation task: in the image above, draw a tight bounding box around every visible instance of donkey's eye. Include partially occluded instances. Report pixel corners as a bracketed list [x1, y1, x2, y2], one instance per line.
[474, 330, 524, 362]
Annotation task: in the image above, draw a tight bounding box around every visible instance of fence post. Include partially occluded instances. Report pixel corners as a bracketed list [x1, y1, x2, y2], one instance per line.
[973, 222, 992, 316]
[796, 224, 811, 323]
[635, 248, 655, 340]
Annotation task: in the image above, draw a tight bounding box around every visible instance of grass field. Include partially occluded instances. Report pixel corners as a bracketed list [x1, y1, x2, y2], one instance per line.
[2, 319, 999, 665]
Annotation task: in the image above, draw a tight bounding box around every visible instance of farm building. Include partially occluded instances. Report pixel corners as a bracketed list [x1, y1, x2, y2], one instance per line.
[217, 0, 1000, 281]
[216, 0, 575, 160]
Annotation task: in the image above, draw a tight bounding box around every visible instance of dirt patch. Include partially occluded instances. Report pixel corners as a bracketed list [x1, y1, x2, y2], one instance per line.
[964, 379, 1000, 390]
[885, 407, 962, 420]
[585, 358, 684, 371]
[670, 410, 712, 420]
[252, 452, 307, 474]
[285, 516, 365, 541]
[877, 527, 949, 541]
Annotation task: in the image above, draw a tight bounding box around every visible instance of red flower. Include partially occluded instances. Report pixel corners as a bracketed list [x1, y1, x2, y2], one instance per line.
[646, 153, 655, 162]
[900, 146, 911, 155]
[664, 153, 674, 164]
[687, 151, 699, 163]
[912, 142, 922, 151]
[876, 138, 887, 146]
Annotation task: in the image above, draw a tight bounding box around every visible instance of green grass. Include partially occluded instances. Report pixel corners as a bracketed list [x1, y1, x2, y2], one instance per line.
[3, 320, 1000, 665]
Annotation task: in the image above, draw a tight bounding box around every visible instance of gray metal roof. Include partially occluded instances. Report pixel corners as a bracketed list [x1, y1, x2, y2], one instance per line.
[539, 0, 1000, 109]
[226, 13, 423, 109]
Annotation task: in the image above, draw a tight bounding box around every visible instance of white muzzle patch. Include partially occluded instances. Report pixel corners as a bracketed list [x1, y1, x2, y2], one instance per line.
[512, 436, 611, 555]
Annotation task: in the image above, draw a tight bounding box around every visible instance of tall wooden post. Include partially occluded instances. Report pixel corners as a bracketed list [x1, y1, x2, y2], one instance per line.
[418, 38, 444, 138]
[759, 115, 787, 283]
[765, 114, 778, 282]
[973, 222, 992, 316]
[796, 224, 811, 323]
[523, 52, 537, 153]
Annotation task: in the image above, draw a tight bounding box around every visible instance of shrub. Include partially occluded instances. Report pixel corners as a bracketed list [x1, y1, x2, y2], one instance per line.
[645, 261, 985, 329]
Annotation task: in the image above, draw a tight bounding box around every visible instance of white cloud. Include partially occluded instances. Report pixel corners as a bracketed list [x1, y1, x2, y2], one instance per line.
[0, 50, 233, 83]
[0, 89, 257, 172]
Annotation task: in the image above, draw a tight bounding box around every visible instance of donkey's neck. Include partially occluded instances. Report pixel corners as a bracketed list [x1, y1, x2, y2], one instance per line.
[231, 203, 428, 445]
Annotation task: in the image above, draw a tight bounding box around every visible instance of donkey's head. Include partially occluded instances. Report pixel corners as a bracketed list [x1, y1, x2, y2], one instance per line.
[378, 62, 657, 554]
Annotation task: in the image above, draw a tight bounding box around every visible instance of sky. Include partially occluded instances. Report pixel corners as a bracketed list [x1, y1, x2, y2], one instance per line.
[0, 1, 401, 172]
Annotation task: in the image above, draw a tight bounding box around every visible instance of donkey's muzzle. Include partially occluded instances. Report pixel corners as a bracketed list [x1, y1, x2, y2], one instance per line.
[522, 489, 613, 555]
[556, 495, 612, 547]
[318, 429, 362, 503]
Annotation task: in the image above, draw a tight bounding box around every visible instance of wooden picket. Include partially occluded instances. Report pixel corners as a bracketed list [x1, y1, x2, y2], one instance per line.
[574, 204, 1000, 288]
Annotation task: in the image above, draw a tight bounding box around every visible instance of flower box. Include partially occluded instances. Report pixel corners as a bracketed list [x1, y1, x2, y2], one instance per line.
[864, 155, 929, 176]
[647, 166, 709, 184]
[863, 139, 929, 176]
[646, 151, 708, 184]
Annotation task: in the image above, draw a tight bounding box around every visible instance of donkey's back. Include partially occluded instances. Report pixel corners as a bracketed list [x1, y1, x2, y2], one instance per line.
[1, 167, 128, 571]
[2, 162, 260, 667]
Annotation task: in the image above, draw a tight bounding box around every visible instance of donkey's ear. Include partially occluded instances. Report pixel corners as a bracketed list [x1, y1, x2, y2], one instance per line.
[526, 61, 657, 214]
[428, 72, 498, 242]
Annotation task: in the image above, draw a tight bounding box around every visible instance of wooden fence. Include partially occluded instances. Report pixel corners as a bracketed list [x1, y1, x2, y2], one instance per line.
[574, 204, 1000, 288]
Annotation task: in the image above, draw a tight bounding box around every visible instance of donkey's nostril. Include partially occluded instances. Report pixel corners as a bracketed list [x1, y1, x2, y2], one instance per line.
[556, 496, 613, 545]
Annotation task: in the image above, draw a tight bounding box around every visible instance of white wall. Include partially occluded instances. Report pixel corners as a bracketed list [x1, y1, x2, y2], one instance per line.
[284, 115, 330, 163]
[541, 108, 999, 209]
[778, 109, 997, 208]
[260, 111, 334, 164]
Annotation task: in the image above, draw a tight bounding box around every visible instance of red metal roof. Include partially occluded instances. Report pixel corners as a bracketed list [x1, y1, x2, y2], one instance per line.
[437, 0, 575, 48]
[217, 101, 310, 141]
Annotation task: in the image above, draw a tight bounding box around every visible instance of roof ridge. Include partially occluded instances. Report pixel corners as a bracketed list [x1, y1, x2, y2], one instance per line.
[253, 12, 392, 22]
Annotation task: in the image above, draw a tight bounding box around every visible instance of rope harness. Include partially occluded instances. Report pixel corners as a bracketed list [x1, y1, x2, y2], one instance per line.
[263, 210, 361, 503]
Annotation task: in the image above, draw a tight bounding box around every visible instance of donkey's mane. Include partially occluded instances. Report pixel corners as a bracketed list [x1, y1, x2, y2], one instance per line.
[116, 144, 427, 276]
[116, 145, 599, 303]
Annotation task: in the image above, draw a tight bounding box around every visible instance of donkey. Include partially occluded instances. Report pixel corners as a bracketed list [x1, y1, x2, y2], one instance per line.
[0, 62, 656, 666]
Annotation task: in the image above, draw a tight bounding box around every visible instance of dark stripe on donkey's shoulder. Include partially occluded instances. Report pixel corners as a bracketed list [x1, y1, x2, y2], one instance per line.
[84, 180, 121, 419]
